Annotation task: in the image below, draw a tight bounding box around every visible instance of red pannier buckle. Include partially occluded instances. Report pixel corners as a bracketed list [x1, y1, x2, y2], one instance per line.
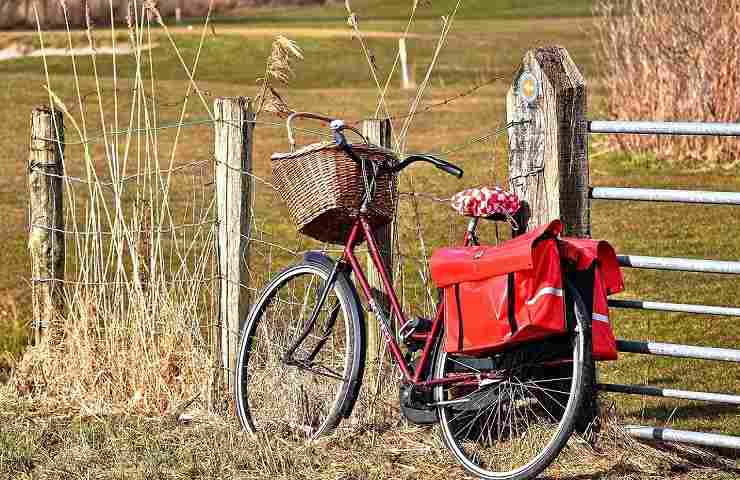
[430, 220, 565, 356]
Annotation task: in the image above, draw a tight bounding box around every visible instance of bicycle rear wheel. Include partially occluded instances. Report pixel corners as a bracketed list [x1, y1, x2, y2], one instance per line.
[433, 282, 593, 480]
[234, 260, 364, 439]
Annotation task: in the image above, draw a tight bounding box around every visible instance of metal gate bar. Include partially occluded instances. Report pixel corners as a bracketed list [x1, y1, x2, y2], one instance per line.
[589, 120, 740, 136]
[583, 117, 740, 450]
[617, 255, 740, 275]
[617, 340, 740, 363]
[590, 187, 740, 205]
[624, 426, 740, 450]
[608, 299, 740, 317]
[598, 383, 740, 405]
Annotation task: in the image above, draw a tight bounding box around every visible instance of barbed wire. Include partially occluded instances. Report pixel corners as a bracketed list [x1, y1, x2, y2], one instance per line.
[29, 159, 213, 187]
[29, 221, 217, 236]
[35, 72, 517, 154]
[439, 120, 525, 156]
[36, 118, 522, 169]
[354, 73, 511, 125]
[35, 118, 333, 146]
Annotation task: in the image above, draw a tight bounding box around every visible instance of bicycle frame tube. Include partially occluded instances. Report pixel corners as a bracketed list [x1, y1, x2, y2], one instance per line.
[341, 215, 480, 387]
[342, 218, 413, 380]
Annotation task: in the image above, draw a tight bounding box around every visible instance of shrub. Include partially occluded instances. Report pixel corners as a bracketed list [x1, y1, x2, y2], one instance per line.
[594, 0, 740, 169]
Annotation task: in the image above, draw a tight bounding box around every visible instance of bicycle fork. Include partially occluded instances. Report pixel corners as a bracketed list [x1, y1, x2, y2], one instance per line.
[282, 261, 343, 372]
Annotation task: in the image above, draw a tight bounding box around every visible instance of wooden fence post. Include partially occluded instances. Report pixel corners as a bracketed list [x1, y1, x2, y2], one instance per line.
[506, 46, 590, 237]
[362, 118, 393, 367]
[29, 106, 65, 345]
[215, 97, 254, 394]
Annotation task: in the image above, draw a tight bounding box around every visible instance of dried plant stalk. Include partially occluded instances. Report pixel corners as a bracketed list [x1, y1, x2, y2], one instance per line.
[256, 36, 303, 116]
[595, 0, 740, 168]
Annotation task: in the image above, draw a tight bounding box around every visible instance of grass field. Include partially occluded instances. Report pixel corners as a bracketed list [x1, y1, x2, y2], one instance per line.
[0, 0, 739, 478]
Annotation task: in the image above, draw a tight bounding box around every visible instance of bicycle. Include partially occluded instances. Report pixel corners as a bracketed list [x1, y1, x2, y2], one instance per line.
[234, 113, 594, 480]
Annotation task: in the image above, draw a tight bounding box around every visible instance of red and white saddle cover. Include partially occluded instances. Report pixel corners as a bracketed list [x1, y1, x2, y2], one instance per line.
[451, 186, 521, 218]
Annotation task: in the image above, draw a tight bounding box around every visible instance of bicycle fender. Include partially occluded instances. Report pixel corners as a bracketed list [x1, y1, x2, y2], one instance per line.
[303, 251, 367, 419]
[304, 251, 350, 273]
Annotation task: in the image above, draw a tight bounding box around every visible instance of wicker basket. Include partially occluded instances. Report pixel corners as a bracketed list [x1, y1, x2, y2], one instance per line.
[271, 141, 398, 245]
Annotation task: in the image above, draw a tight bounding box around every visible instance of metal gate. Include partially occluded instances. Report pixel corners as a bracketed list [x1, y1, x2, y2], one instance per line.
[588, 120, 740, 450]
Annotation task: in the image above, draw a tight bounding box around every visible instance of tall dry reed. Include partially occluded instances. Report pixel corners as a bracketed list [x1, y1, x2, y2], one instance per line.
[595, 0, 740, 169]
[14, 0, 222, 415]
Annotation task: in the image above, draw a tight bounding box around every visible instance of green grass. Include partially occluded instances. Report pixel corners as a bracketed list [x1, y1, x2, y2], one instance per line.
[210, 0, 594, 24]
[0, 1, 739, 474]
[2, 16, 597, 87]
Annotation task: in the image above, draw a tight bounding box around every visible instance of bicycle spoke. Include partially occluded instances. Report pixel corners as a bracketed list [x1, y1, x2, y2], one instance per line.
[436, 310, 588, 479]
[524, 376, 573, 384]
[236, 265, 356, 439]
[454, 388, 501, 440]
[449, 356, 482, 373]
[522, 378, 564, 423]
[518, 383, 553, 425]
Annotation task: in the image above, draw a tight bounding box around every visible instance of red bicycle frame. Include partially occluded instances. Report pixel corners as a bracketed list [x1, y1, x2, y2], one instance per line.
[339, 214, 498, 388]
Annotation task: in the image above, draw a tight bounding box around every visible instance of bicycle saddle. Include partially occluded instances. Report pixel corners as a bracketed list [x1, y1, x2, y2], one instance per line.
[451, 186, 521, 219]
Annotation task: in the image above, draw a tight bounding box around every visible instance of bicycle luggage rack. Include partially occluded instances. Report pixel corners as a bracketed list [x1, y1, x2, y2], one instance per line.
[587, 119, 740, 450]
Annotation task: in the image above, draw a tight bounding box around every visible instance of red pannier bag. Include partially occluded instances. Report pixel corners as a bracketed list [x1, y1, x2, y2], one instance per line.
[559, 238, 624, 361]
[430, 220, 625, 359]
[430, 220, 566, 356]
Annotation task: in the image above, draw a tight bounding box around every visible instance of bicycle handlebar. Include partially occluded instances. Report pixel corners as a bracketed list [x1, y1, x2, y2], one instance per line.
[387, 154, 464, 179]
[287, 112, 368, 151]
[287, 112, 464, 179]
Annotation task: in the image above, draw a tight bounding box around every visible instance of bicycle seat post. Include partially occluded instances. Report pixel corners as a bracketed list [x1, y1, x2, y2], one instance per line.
[465, 217, 480, 246]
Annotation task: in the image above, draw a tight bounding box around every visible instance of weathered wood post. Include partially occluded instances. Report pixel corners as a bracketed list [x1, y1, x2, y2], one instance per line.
[215, 97, 254, 394]
[506, 48, 599, 427]
[29, 106, 65, 345]
[506, 46, 590, 237]
[362, 118, 393, 367]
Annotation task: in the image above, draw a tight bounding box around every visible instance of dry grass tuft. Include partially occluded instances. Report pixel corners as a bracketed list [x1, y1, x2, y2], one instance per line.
[595, 0, 740, 169]
[265, 36, 304, 86]
[0, 392, 737, 479]
[12, 0, 223, 417]
[256, 35, 304, 116]
[0, 294, 22, 384]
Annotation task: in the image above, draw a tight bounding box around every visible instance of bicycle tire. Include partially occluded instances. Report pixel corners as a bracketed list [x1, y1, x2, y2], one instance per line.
[234, 259, 365, 439]
[433, 280, 593, 480]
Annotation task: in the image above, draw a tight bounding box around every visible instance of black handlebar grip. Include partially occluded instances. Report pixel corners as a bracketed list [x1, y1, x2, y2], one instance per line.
[436, 162, 464, 179]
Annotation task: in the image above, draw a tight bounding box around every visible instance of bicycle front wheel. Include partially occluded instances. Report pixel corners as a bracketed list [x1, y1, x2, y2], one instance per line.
[234, 260, 364, 439]
[433, 281, 593, 480]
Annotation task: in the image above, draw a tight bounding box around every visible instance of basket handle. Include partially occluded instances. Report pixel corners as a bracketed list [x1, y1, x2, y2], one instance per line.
[287, 112, 369, 152]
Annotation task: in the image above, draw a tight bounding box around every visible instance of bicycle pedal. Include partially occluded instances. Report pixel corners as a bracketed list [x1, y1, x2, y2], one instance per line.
[406, 316, 432, 333]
